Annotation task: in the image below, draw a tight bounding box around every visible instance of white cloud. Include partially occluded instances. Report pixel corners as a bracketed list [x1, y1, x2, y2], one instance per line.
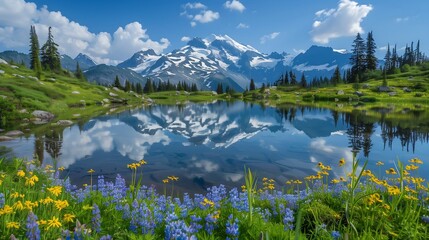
[0, 0, 170, 64]
[378, 46, 387, 51]
[396, 17, 409, 22]
[311, 0, 373, 44]
[236, 23, 249, 29]
[260, 32, 280, 44]
[184, 2, 207, 9]
[224, 0, 246, 12]
[182, 2, 220, 26]
[194, 10, 220, 23]
[181, 36, 191, 42]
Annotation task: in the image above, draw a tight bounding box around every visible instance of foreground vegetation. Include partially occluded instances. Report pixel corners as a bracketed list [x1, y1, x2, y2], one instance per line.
[0, 156, 428, 239]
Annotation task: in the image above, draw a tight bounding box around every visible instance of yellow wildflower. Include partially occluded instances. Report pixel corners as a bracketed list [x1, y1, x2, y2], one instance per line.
[293, 180, 303, 184]
[37, 220, 47, 225]
[0, 205, 13, 215]
[267, 184, 275, 190]
[339, 177, 346, 182]
[46, 216, 62, 229]
[376, 161, 384, 166]
[54, 200, 69, 211]
[139, 159, 147, 165]
[262, 177, 268, 182]
[168, 176, 179, 181]
[201, 198, 215, 207]
[385, 168, 397, 175]
[339, 158, 345, 167]
[83, 205, 94, 210]
[40, 197, 54, 205]
[63, 213, 76, 223]
[404, 195, 418, 201]
[6, 221, 20, 229]
[13, 201, 25, 211]
[10, 192, 21, 198]
[286, 180, 292, 184]
[47, 186, 62, 197]
[362, 170, 374, 177]
[367, 193, 383, 206]
[162, 179, 169, 183]
[331, 179, 340, 184]
[387, 186, 400, 195]
[409, 158, 423, 164]
[45, 165, 53, 170]
[87, 169, 95, 174]
[406, 164, 419, 171]
[58, 167, 65, 171]
[17, 170, 25, 178]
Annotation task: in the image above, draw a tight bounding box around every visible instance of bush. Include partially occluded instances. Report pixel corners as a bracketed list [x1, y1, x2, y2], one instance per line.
[401, 64, 411, 73]
[0, 98, 17, 128]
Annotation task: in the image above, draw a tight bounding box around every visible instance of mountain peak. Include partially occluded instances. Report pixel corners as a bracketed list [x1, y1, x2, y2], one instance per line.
[75, 53, 97, 67]
[187, 37, 207, 49]
[207, 34, 260, 54]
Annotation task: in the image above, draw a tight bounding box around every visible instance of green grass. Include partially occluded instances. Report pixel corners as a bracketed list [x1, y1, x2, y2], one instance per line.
[0, 63, 144, 129]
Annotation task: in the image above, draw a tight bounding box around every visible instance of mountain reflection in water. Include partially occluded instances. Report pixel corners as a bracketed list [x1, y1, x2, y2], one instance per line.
[2, 101, 429, 194]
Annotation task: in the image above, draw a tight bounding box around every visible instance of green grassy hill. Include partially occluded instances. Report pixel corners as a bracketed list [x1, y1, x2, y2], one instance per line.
[0, 62, 143, 128]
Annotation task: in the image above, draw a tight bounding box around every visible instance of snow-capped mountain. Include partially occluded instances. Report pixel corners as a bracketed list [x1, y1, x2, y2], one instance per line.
[118, 35, 352, 92]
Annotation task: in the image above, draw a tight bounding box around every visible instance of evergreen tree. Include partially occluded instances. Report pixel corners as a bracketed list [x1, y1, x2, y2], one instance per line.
[259, 83, 266, 93]
[366, 31, 377, 71]
[41, 27, 61, 72]
[75, 62, 85, 80]
[290, 71, 297, 85]
[124, 80, 131, 92]
[249, 79, 256, 91]
[390, 45, 398, 73]
[332, 66, 341, 86]
[216, 83, 223, 94]
[300, 73, 307, 88]
[114, 75, 122, 89]
[350, 33, 366, 79]
[29, 25, 42, 78]
[136, 82, 143, 94]
[284, 72, 289, 85]
[384, 44, 391, 71]
[144, 78, 154, 93]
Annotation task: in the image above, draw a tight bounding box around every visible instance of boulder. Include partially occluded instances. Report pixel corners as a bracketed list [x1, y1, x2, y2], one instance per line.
[102, 98, 110, 103]
[10, 65, 19, 69]
[362, 83, 370, 89]
[378, 86, 390, 92]
[46, 78, 56, 82]
[112, 87, 121, 92]
[0, 95, 7, 99]
[109, 92, 118, 97]
[184, 91, 190, 95]
[0, 70, 4, 74]
[72, 91, 80, 94]
[5, 130, 24, 137]
[354, 91, 364, 97]
[56, 120, 73, 126]
[32, 110, 54, 121]
[211, 91, 217, 95]
[403, 87, 411, 93]
[28, 76, 38, 81]
[0, 58, 8, 65]
[0, 136, 13, 141]
[337, 90, 344, 95]
[175, 91, 180, 95]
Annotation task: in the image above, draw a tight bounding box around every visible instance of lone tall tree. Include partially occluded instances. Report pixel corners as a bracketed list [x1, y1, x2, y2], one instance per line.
[41, 27, 61, 72]
[331, 66, 341, 86]
[249, 79, 256, 91]
[366, 31, 377, 71]
[75, 62, 85, 80]
[350, 33, 366, 79]
[29, 26, 42, 77]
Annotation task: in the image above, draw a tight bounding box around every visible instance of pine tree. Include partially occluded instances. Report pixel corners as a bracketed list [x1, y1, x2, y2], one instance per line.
[136, 82, 143, 94]
[300, 73, 307, 88]
[290, 71, 297, 85]
[29, 25, 42, 78]
[144, 79, 154, 93]
[390, 45, 398, 73]
[332, 66, 341, 86]
[216, 83, 224, 94]
[114, 75, 122, 89]
[75, 62, 85, 80]
[41, 27, 61, 72]
[350, 33, 366, 79]
[384, 44, 391, 71]
[366, 31, 377, 71]
[125, 80, 131, 92]
[249, 79, 256, 91]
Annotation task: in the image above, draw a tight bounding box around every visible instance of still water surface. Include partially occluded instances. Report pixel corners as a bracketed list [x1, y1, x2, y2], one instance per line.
[2, 101, 428, 193]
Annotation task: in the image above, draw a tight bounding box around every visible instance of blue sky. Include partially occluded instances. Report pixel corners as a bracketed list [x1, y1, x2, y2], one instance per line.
[0, 0, 427, 64]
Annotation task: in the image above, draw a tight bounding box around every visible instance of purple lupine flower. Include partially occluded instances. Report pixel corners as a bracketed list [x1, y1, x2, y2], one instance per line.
[226, 214, 239, 240]
[92, 204, 101, 233]
[139, 203, 155, 234]
[62, 230, 71, 240]
[130, 201, 140, 233]
[207, 185, 227, 208]
[153, 206, 165, 224]
[122, 203, 131, 219]
[204, 213, 218, 234]
[165, 220, 193, 240]
[331, 231, 341, 239]
[97, 175, 107, 197]
[422, 215, 429, 223]
[0, 193, 4, 208]
[283, 208, 295, 230]
[26, 212, 41, 240]
[182, 193, 194, 209]
[99, 235, 112, 240]
[189, 215, 202, 234]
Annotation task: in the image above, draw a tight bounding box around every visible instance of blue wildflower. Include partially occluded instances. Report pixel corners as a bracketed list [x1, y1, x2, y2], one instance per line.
[331, 230, 341, 239]
[100, 235, 112, 240]
[283, 208, 295, 230]
[226, 214, 239, 240]
[0, 193, 4, 208]
[165, 220, 193, 240]
[26, 212, 41, 240]
[422, 215, 429, 223]
[92, 204, 101, 233]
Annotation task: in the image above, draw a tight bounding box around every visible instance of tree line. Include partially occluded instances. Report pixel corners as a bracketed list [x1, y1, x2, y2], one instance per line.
[112, 76, 199, 94]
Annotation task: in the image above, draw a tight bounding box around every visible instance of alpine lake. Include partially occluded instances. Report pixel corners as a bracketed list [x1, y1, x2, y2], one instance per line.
[1, 101, 429, 194]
